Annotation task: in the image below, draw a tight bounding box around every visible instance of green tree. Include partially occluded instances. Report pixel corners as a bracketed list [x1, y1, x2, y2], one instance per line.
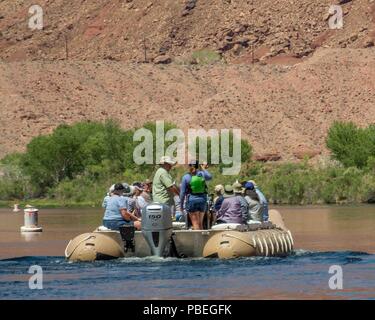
[20, 120, 134, 192]
[326, 122, 375, 168]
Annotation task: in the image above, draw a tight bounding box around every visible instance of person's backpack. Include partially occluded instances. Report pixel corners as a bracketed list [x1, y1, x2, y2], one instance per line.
[189, 174, 206, 194]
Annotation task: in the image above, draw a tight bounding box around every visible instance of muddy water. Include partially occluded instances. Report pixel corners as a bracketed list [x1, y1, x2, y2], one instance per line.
[0, 206, 374, 299]
[0, 206, 374, 259]
[280, 206, 375, 254]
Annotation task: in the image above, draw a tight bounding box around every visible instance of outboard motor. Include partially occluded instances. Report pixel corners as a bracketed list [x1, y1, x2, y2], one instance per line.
[142, 203, 173, 257]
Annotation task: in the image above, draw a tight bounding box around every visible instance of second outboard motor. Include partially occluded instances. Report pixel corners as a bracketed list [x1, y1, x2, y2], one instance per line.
[142, 203, 173, 257]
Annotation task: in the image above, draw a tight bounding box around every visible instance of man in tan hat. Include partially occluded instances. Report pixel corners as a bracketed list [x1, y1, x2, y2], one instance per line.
[152, 156, 180, 206]
[232, 181, 244, 195]
[233, 181, 249, 221]
[215, 185, 247, 225]
[213, 184, 224, 212]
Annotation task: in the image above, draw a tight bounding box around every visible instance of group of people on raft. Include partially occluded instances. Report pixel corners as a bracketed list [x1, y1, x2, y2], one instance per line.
[102, 156, 269, 231]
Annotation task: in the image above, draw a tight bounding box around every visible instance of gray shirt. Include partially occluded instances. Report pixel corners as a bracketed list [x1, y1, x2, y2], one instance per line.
[244, 195, 263, 222]
[236, 195, 249, 223]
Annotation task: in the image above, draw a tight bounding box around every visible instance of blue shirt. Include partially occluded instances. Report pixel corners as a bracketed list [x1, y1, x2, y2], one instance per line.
[180, 170, 212, 209]
[102, 195, 111, 209]
[214, 195, 224, 212]
[103, 195, 128, 221]
[255, 188, 269, 221]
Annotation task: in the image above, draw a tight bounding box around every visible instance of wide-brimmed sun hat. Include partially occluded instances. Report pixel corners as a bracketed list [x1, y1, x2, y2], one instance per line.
[214, 184, 224, 194]
[224, 185, 234, 197]
[159, 156, 177, 166]
[143, 179, 152, 185]
[232, 181, 244, 193]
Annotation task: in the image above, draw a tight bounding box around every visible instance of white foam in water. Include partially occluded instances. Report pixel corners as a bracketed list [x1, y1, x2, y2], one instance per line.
[293, 249, 315, 256]
[118, 256, 208, 264]
[118, 256, 177, 264]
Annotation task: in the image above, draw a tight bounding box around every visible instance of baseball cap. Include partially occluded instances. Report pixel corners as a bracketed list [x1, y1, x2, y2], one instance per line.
[244, 182, 255, 190]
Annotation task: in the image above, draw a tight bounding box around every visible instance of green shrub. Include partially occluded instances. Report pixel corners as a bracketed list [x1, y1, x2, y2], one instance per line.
[240, 162, 375, 205]
[51, 178, 106, 207]
[326, 122, 375, 168]
[191, 49, 222, 65]
[367, 156, 375, 173]
[359, 173, 375, 203]
[2, 119, 374, 206]
[0, 162, 36, 200]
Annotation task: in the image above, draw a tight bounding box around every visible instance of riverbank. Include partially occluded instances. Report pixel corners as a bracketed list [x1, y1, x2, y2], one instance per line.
[0, 199, 96, 209]
[1, 200, 374, 210]
[1, 161, 375, 209]
[1, 120, 374, 207]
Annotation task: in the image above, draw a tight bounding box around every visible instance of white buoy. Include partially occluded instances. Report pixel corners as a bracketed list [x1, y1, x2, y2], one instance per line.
[13, 204, 21, 212]
[20, 206, 43, 232]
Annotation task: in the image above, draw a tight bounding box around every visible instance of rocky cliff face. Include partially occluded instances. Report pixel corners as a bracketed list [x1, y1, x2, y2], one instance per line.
[0, 0, 375, 161]
[1, 0, 374, 62]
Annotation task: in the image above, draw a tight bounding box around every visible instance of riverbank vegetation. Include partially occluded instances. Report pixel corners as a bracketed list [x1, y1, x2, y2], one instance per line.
[0, 121, 374, 208]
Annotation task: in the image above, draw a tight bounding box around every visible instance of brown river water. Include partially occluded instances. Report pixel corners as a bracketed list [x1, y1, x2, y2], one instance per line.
[0, 205, 374, 259]
[0, 205, 374, 299]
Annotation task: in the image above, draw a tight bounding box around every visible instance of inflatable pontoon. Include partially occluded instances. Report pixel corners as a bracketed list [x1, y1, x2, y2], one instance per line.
[65, 204, 294, 261]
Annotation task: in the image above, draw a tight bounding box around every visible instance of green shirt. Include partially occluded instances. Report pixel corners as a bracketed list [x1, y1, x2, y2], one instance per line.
[152, 167, 175, 205]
